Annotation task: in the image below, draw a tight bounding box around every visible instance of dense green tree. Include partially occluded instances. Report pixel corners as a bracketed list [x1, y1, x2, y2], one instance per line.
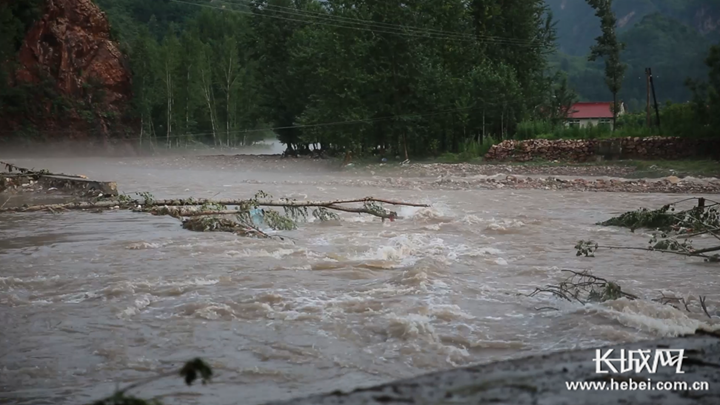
[687, 44, 720, 128]
[586, 0, 627, 130]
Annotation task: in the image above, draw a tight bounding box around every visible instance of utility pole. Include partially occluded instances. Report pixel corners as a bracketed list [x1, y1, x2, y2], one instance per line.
[648, 67, 661, 130]
[645, 68, 651, 128]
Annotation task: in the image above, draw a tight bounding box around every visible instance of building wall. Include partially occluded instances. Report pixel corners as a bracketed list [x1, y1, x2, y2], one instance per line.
[567, 118, 612, 128]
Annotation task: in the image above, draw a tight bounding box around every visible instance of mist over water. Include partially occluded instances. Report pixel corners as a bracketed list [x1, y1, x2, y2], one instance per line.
[1, 150, 719, 405]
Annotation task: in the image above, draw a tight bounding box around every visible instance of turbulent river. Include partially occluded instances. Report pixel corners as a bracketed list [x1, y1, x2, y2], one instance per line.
[1, 154, 719, 405]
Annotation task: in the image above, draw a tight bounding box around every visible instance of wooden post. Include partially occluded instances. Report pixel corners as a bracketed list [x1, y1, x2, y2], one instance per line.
[648, 68, 661, 130]
[699, 198, 706, 209]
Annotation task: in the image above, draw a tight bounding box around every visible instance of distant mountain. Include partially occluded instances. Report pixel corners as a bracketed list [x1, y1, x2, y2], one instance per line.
[546, 0, 720, 56]
[546, 0, 720, 109]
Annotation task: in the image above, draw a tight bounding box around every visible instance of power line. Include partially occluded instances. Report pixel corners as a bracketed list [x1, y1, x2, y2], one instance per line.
[170, 0, 547, 47]
[171, 0, 475, 43]
[221, 0, 540, 46]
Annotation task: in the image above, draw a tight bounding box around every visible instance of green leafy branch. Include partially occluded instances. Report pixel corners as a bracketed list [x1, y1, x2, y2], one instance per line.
[581, 198, 720, 262]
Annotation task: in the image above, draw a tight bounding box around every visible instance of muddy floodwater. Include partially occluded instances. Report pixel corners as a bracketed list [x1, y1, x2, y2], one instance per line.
[1, 155, 719, 405]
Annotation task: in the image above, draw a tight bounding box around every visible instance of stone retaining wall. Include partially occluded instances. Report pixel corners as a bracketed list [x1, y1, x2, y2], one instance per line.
[484, 137, 720, 162]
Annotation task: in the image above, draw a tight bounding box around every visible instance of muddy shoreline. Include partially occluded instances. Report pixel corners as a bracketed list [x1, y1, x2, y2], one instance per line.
[125, 155, 720, 195]
[3, 154, 720, 203]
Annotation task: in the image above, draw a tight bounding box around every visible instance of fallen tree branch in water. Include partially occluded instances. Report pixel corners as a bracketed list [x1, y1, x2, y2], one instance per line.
[0, 196, 427, 213]
[529, 270, 638, 305]
[530, 271, 717, 318]
[577, 197, 720, 263]
[0, 190, 427, 237]
[651, 293, 717, 319]
[156, 204, 399, 220]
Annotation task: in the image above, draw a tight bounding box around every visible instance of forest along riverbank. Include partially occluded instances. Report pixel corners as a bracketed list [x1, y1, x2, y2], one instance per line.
[1, 155, 719, 405]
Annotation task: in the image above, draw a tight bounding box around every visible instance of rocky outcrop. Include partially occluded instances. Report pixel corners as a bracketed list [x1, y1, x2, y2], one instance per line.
[3, 0, 132, 139]
[695, 4, 720, 36]
[485, 137, 720, 163]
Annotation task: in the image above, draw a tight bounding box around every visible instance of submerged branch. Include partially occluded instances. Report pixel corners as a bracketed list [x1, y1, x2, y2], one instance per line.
[529, 269, 637, 305]
[0, 197, 428, 213]
[158, 206, 398, 221]
[0, 191, 427, 238]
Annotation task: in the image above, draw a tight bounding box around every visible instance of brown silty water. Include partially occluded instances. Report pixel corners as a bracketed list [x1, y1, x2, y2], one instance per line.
[1, 153, 719, 405]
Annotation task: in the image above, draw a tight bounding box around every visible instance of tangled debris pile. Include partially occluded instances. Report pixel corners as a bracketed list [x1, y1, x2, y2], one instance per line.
[1, 161, 116, 197]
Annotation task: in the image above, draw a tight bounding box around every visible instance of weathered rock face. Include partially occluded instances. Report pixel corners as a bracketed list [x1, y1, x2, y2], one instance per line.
[485, 137, 720, 163]
[5, 0, 132, 138]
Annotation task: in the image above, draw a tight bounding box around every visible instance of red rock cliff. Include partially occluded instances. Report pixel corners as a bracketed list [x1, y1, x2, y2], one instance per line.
[5, 0, 132, 138]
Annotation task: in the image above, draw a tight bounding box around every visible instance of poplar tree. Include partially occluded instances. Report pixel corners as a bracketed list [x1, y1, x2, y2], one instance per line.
[586, 0, 627, 131]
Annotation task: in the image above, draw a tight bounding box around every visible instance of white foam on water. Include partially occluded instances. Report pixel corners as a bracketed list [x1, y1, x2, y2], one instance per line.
[225, 248, 300, 259]
[386, 313, 439, 342]
[126, 242, 161, 250]
[484, 219, 527, 233]
[346, 234, 458, 267]
[592, 298, 720, 337]
[118, 293, 156, 319]
[399, 204, 453, 222]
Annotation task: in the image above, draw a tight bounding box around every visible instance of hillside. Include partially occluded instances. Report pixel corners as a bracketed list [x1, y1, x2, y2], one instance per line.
[545, 0, 720, 108]
[551, 12, 712, 109]
[546, 0, 720, 56]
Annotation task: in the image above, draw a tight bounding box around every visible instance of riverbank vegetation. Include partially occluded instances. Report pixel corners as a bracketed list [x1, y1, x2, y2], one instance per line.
[1, 0, 719, 162]
[88, 0, 719, 162]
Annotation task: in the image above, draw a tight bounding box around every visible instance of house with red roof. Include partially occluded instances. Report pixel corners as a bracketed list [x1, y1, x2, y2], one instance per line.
[566, 102, 625, 129]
